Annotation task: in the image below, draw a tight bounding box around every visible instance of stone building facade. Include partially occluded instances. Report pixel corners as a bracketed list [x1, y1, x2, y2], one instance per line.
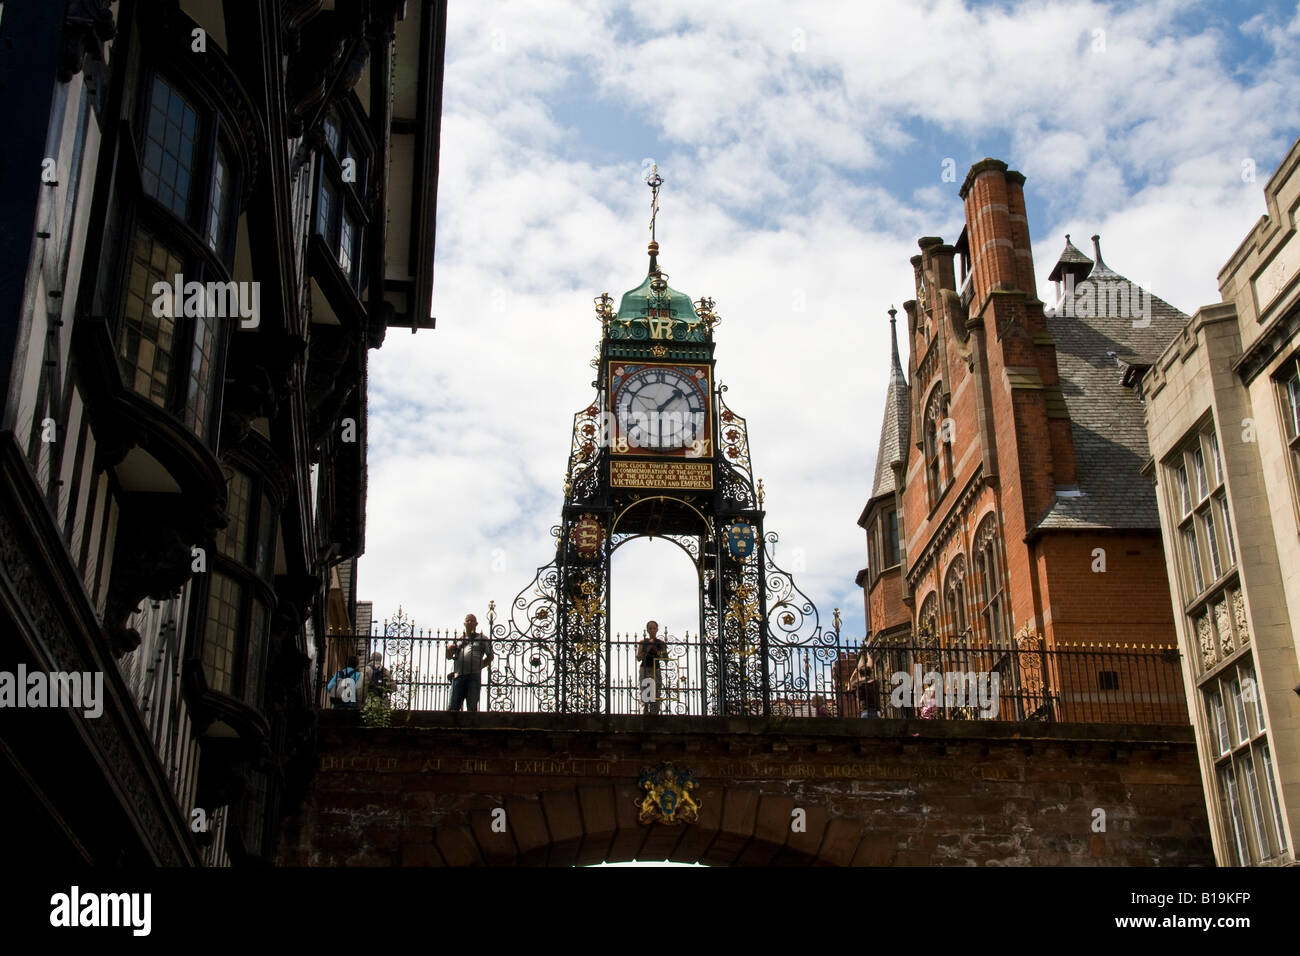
[0, 0, 445, 865]
[1141, 134, 1300, 866]
[861, 159, 1186, 724]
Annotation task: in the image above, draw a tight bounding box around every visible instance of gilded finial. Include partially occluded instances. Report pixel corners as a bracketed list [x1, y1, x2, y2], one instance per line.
[645, 164, 663, 243]
[694, 295, 720, 331]
[757, 478, 765, 506]
[594, 292, 613, 328]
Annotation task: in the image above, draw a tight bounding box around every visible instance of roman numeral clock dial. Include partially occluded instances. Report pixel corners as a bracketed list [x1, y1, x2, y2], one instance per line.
[611, 364, 709, 452]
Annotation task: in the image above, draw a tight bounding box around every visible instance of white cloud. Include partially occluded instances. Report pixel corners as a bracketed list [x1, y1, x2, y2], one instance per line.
[358, 0, 1300, 664]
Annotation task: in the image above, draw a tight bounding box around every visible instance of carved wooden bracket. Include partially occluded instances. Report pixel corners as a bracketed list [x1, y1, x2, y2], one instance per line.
[103, 494, 205, 658]
[60, 0, 116, 83]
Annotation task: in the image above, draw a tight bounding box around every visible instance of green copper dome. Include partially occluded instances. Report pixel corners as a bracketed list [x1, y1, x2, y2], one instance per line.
[615, 274, 699, 321]
[608, 273, 707, 345]
[604, 242, 712, 348]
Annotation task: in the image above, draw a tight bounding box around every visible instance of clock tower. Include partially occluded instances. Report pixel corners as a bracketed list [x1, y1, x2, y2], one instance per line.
[495, 170, 840, 715]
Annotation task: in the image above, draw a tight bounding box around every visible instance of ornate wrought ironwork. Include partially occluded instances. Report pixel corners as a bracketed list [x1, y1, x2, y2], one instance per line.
[324, 624, 1188, 724]
[716, 386, 755, 504]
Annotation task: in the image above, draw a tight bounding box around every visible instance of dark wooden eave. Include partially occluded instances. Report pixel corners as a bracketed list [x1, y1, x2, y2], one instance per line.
[383, 0, 445, 333]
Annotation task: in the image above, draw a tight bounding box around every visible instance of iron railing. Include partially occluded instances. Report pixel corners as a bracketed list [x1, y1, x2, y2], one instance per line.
[319, 628, 1189, 725]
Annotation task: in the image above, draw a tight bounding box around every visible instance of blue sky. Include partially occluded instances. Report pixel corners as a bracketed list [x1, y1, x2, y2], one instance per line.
[359, 0, 1300, 645]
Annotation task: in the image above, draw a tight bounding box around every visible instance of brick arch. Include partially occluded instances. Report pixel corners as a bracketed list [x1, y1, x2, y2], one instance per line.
[419, 783, 862, 867]
[971, 506, 1001, 539]
[972, 512, 1010, 644]
[943, 553, 969, 640]
[917, 590, 940, 637]
[282, 714, 1213, 868]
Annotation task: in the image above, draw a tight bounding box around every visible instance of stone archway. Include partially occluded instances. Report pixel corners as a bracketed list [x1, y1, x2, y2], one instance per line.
[278, 711, 1213, 867]
[403, 782, 848, 867]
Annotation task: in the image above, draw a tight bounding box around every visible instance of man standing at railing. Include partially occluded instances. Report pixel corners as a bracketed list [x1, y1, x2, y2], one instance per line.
[447, 613, 493, 712]
[637, 620, 668, 715]
[848, 652, 881, 718]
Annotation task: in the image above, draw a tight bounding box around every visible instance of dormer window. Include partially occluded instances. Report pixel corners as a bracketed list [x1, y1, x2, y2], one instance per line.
[138, 74, 239, 263]
[205, 144, 234, 254]
[322, 111, 341, 157]
[200, 465, 278, 706]
[870, 508, 901, 579]
[119, 72, 244, 444]
[141, 76, 198, 218]
[312, 105, 372, 295]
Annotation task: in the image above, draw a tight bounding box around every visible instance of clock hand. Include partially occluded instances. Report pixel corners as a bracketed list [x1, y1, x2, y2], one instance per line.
[656, 389, 684, 413]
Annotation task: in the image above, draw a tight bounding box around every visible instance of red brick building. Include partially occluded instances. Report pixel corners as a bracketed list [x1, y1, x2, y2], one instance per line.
[860, 158, 1187, 723]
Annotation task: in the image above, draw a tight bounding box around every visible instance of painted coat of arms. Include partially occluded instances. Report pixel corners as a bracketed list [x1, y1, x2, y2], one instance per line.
[573, 513, 604, 559]
[724, 520, 756, 561]
[637, 762, 701, 825]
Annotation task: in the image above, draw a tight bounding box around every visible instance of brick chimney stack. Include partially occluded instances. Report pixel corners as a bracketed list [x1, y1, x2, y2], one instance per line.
[956, 159, 1076, 576]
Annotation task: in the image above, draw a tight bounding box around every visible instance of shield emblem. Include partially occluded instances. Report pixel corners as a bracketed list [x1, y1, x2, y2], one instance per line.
[637, 762, 700, 826]
[573, 514, 604, 559]
[725, 520, 756, 561]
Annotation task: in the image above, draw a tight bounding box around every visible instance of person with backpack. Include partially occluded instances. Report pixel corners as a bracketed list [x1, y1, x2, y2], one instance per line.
[328, 655, 361, 708]
[362, 651, 392, 703]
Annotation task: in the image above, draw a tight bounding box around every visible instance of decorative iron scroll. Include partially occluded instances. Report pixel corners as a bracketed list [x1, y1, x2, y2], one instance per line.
[716, 386, 755, 507]
[377, 607, 412, 710]
[487, 547, 563, 712]
[762, 531, 843, 716]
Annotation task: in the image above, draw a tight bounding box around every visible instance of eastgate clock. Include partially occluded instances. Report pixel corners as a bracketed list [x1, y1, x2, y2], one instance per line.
[610, 363, 711, 454]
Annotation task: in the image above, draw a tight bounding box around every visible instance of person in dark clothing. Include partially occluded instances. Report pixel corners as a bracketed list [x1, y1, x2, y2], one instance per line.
[853, 660, 881, 718]
[363, 651, 392, 702]
[636, 620, 668, 715]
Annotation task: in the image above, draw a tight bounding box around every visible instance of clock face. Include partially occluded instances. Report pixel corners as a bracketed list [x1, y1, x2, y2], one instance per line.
[612, 365, 709, 451]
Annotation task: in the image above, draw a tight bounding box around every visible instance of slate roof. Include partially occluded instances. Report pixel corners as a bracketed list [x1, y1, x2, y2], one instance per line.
[870, 309, 910, 502]
[1035, 236, 1189, 532]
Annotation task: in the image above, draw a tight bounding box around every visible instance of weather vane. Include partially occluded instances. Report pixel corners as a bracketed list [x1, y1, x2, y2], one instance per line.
[645, 163, 664, 242]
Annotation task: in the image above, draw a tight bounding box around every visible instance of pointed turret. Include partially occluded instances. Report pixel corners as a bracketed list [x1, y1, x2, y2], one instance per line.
[1047, 233, 1094, 285]
[870, 306, 910, 500]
